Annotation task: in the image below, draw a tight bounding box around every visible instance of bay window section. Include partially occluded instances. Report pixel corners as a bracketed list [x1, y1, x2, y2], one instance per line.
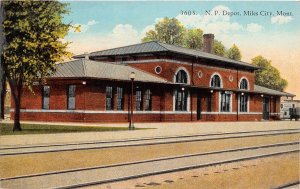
[220, 92, 231, 112]
[67, 85, 76, 110]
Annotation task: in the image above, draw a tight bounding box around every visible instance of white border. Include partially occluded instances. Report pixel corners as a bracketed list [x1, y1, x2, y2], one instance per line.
[218, 91, 232, 113]
[11, 109, 263, 115]
[154, 65, 162, 74]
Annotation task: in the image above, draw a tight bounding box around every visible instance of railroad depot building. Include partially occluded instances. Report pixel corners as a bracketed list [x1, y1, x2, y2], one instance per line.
[13, 34, 294, 123]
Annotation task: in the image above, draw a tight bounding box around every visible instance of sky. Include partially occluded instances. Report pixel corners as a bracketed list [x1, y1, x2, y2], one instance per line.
[63, 1, 300, 98]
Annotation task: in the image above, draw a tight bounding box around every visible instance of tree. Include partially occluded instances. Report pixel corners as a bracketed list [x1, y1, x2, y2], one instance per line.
[183, 28, 203, 49]
[142, 17, 185, 45]
[226, 44, 242, 61]
[2, 1, 71, 131]
[213, 40, 226, 56]
[251, 55, 288, 91]
[0, 1, 5, 119]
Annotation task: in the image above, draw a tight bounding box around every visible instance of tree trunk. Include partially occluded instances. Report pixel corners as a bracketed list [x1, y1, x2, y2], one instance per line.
[10, 80, 22, 132]
[0, 77, 6, 119]
[13, 96, 21, 131]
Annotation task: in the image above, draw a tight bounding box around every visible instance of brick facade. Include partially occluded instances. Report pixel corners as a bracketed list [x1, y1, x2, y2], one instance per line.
[11, 56, 281, 123]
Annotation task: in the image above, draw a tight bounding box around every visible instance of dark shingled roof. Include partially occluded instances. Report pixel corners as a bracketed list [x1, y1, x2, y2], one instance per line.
[49, 59, 294, 97]
[254, 85, 295, 97]
[73, 41, 258, 70]
[51, 59, 168, 83]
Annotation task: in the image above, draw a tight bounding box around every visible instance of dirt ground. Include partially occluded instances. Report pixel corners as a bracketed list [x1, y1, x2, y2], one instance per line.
[95, 153, 300, 189]
[0, 133, 299, 178]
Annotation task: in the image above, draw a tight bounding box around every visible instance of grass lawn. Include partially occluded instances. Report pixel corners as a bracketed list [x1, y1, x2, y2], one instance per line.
[0, 123, 145, 135]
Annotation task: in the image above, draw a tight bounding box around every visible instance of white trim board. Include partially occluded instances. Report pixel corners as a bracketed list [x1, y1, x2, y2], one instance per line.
[11, 109, 263, 115]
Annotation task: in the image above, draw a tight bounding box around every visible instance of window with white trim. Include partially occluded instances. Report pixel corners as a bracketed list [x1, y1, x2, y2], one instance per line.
[106, 86, 113, 110]
[220, 92, 231, 112]
[136, 90, 143, 111]
[67, 85, 76, 110]
[240, 78, 248, 90]
[175, 89, 188, 111]
[211, 74, 221, 88]
[145, 89, 152, 111]
[116, 87, 124, 110]
[42, 86, 50, 109]
[176, 70, 188, 83]
[239, 94, 248, 112]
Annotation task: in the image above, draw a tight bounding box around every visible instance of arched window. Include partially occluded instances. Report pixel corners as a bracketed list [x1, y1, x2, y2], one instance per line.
[210, 74, 221, 88]
[176, 70, 188, 83]
[239, 78, 248, 90]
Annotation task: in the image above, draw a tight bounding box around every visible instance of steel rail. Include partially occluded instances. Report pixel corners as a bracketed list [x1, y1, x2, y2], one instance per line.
[1, 129, 300, 156]
[1, 141, 298, 182]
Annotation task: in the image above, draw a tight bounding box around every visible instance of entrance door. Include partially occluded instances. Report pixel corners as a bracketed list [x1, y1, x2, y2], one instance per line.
[263, 97, 270, 120]
[197, 94, 202, 120]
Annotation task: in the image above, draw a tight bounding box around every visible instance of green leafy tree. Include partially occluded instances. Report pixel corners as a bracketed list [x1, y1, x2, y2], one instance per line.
[2, 0, 71, 131]
[142, 17, 185, 45]
[213, 40, 226, 56]
[183, 28, 203, 49]
[251, 55, 288, 91]
[226, 44, 242, 61]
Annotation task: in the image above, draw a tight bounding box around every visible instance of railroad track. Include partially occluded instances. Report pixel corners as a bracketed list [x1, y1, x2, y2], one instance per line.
[1, 128, 300, 156]
[0, 141, 299, 189]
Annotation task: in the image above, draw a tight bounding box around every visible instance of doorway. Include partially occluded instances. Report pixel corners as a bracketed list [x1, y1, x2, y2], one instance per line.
[263, 97, 270, 120]
[197, 94, 202, 120]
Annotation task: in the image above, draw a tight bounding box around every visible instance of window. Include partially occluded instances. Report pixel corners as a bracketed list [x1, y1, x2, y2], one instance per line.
[239, 94, 248, 112]
[220, 92, 231, 112]
[116, 87, 124, 110]
[207, 95, 212, 112]
[42, 86, 50, 109]
[136, 90, 143, 111]
[145, 89, 152, 111]
[175, 89, 188, 111]
[176, 70, 188, 83]
[67, 85, 76, 110]
[211, 74, 221, 88]
[240, 78, 248, 90]
[281, 104, 283, 109]
[155, 66, 162, 74]
[106, 86, 113, 110]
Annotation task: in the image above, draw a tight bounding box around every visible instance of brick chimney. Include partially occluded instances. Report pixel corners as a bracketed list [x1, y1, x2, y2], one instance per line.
[203, 34, 214, 53]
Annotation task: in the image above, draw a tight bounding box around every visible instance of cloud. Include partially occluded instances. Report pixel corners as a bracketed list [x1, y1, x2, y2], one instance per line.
[72, 19, 98, 33]
[67, 24, 140, 54]
[271, 15, 293, 25]
[246, 23, 263, 32]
